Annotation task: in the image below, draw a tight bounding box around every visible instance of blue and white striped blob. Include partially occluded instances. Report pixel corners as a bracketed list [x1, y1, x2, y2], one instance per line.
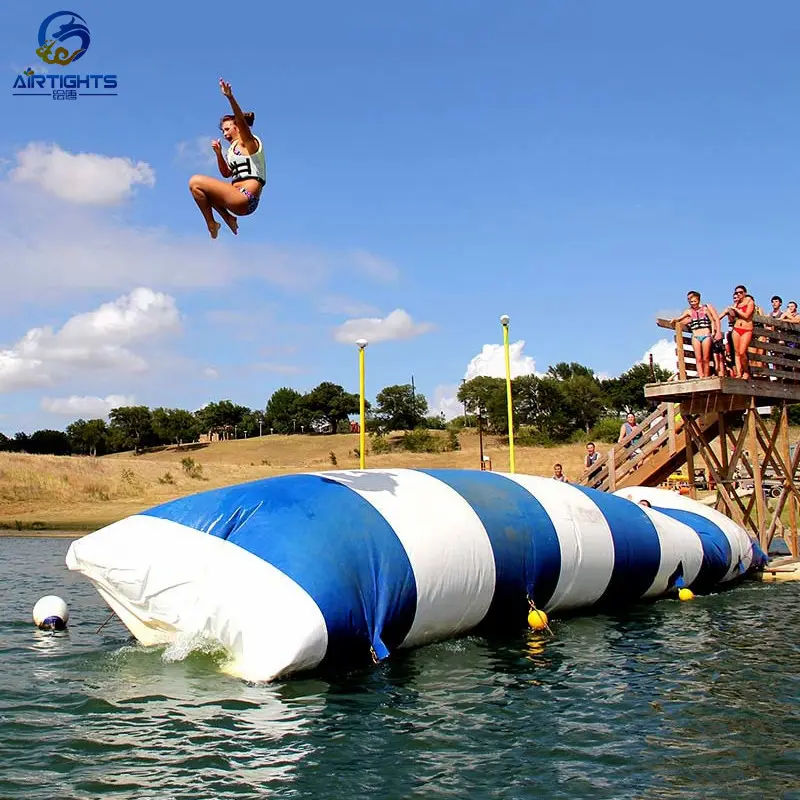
[65, 469, 767, 682]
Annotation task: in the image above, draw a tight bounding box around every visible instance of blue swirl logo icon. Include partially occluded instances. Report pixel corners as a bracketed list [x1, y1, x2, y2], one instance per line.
[36, 11, 91, 66]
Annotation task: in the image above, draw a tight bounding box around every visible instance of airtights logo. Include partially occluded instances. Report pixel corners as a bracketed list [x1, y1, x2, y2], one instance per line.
[11, 10, 118, 100]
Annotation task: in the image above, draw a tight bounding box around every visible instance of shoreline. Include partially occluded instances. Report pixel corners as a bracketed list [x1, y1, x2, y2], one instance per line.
[0, 529, 84, 538]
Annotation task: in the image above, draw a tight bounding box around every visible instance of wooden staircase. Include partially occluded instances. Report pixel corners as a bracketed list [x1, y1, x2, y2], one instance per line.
[579, 402, 719, 492]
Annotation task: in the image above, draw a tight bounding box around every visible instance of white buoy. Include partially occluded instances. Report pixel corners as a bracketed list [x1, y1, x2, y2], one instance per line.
[33, 595, 69, 630]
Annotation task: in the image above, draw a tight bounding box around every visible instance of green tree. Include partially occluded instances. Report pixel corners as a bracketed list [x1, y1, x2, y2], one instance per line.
[547, 362, 596, 381]
[374, 384, 429, 431]
[601, 363, 672, 414]
[457, 377, 509, 432]
[265, 387, 308, 434]
[10, 432, 31, 452]
[195, 400, 251, 439]
[562, 374, 604, 433]
[514, 375, 574, 440]
[66, 418, 109, 456]
[28, 429, 72, 455]
[0, 432, 9, 451]
[152, 407, 200, 445]
[302, 382, 360, 433]
[108, 406, 155, 453]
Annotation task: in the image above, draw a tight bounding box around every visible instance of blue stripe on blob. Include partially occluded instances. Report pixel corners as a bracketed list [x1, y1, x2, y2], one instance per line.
[419, 469, 561, 619]
[572, 487, 662, 605]
[142, 474, 417, 663]
[650, 507, 732, 592]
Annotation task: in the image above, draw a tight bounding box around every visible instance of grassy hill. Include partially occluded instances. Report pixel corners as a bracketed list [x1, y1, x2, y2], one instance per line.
[0, 429, 590, 532]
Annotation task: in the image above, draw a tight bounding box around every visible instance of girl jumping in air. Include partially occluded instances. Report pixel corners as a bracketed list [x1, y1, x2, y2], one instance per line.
[188, 78, 267, 239]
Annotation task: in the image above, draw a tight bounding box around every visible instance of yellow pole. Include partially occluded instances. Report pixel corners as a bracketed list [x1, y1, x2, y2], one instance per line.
[357, 338, 367, 469]
[500, 315, 516, 473]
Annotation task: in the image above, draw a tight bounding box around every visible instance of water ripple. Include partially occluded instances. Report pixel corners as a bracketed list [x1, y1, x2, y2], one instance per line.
[1, 537, 798, 799]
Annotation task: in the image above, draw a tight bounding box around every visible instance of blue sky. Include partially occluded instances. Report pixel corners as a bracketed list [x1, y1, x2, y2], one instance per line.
[1, 1, 798, 434]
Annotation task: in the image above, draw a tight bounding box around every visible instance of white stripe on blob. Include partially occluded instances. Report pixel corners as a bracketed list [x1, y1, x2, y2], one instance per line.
[499, 474, 615, 611]
[615, 487, 755, 581]
[637, 507, 704, 597]
[65, 515, 328, 682]
[313, 469, 496, 648]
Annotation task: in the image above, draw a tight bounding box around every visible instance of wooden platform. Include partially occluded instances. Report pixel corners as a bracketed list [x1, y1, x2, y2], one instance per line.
[645, 376, 800, 411]
[579, 312, 800, 558]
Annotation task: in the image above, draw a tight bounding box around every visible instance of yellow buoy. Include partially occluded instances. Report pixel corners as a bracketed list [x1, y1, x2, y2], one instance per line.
[527, 609, 548, 630]
[678, 588, 695, 601]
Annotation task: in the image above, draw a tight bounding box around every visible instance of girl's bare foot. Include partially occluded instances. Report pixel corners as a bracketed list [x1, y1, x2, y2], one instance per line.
[220, 211, 238, 235]
[208, 221, 221, 239]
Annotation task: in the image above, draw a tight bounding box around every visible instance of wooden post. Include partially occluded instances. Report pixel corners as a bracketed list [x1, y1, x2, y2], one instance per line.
[717, 412, 729, 511]
[667, 403, 676, 455]
[685, 414, 696, 500]
[675, 322, 687, 380]
[746, 400, 767, 549]
[779, 404, 798, 557]
[608, 447, 616, 492]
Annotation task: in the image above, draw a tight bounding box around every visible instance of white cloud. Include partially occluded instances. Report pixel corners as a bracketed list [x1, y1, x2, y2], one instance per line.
[431, 340, 540, 418]
[9, 142, 155, 205]
[0, 288, 181, 393]
[432, 383, 464, 421]
[0, 192, 395, 308]
[41, 394, 135, 418]
[465, 340, 539, 380]
[333, 309, 434, 344]
[641, 339, 677, 372]
[203, 367, 219, 379]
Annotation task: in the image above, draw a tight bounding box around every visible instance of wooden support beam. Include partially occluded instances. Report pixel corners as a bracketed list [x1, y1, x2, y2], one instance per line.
[685, 414, 697, 500]
[746, 400, 767, 550]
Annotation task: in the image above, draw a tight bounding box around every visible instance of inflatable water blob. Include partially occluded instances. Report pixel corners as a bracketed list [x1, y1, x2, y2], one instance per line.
[65, 469, 767, 682]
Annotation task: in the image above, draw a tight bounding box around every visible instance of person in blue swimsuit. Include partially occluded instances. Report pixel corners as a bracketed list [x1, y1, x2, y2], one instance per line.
[670, 291, 722, 378]
[188, 78, 267, 239]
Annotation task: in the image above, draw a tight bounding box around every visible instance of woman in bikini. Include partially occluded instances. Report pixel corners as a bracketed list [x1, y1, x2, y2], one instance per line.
[188, 78, 267, 239]
[722, 285, 755, 379]
[670, 291, 721, 378]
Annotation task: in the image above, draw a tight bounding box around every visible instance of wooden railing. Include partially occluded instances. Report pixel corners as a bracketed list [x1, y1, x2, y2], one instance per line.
[581, 401, 683, 491]
[655, 315, 800, 382]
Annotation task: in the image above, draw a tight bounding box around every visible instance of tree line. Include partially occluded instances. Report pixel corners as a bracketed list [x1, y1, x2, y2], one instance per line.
[0, 362, 699, 457]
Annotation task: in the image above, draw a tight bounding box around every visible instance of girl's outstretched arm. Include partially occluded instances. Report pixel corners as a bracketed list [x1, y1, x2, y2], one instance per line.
[220, 78, 256, 147]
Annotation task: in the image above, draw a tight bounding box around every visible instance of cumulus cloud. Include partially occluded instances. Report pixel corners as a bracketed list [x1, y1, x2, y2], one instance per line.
[0, 189, 397, 309]
[431, 383, 465, 421]
[41, 394, 135, 418]
[641, 339, 678, 372]
[464, 340, 539, 380]
[430, 340, 540, 419]
[9, 142, 155, 205]
[333, 309, 434, 344]
[0, 288, 181, 393]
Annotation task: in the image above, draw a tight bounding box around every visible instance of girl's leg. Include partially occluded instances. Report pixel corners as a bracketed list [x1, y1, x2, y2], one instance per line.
[188, 176, 221, 238]
[738, 330, 753, 379]
[691, 336, 704, 378]
[731, 331, 742, 377]
[188, 175, 251, 238]
[701, 335, 712, 378]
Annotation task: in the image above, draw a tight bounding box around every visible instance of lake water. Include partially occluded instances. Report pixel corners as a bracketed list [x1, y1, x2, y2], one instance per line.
[1, 535, 798, 799]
